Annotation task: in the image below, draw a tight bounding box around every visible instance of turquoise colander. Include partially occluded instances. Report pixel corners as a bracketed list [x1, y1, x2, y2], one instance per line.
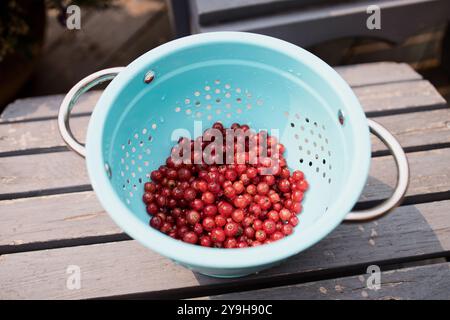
[58, 32, 409, 277]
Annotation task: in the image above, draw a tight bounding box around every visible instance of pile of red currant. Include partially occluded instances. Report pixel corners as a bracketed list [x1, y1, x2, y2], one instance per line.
[143, 123, 308, 248]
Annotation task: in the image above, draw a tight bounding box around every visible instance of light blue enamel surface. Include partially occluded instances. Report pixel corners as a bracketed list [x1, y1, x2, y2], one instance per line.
[85, 32, 371, 277]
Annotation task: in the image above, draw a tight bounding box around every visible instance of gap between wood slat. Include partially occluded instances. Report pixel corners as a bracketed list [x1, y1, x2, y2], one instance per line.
[0, 146, 69, 158]
[352, 190, 450, 211]
[371, 142, 450, 158]
[0, 233, 130, 255]
[365, 103, 449, 118]
[0, 112, 91, 125]
[0, 185, 93, 201]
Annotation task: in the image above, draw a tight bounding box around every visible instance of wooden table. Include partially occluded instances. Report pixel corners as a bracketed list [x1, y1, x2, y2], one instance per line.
[1, 62, 450, 300]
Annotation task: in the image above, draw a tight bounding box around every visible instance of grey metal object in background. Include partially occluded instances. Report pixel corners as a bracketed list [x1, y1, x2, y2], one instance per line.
[169, 0, 450, 48]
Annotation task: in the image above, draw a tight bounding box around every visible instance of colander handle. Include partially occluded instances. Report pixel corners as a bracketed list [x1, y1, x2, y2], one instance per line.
[58, 67, 125, 158]
[345, 119, 410, 222]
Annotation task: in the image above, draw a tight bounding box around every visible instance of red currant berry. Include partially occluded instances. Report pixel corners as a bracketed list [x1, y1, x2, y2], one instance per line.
[203, 204, 218, 217]
[146, 203, 159, 215]
[224, 186, 236, 199]
[262, 219, 277, 235]
[253, 219, 263, 230]
[267, 210, 280, 222]
[255, 229, 267, 242]
[292, 190, 304, 202]
[251, 241, 262, 247]
[233, 181, 245, 194]
[259, 196, 272, 210]
[207, 182, 221, 194]
[186, 210, 201, 225]
[224, 169, 238, 182]
[177, 168, 192, 181]
[190, 198, 204, 211]
[196, 180, 208, 192]
[201, 191, 215, 204]
[214, 215, 227, 227]
[279, 208, 292, 221]
[217, 201, 233, 217]
[256, 182, 270, 195]
[200, 235, 212, 247]
[291, 202, 302, 214]
[144, 182, 157, 193]
[224, 222, 239, 237]
[246, 184, 257, 195]
[202, 217, 216, 231]
[177, 225, 189, 238]
[244, 226, 255, 238]
[292, 170, 304, 181]
[156, 195, 167, 207]
[278, 179, 291, 193]
[271, 231, 284, 241]
[160, 222, 172, 234]
[233, 195, 248, 209]
[182, 231, 198, 244]
[242, 216, 254, 228]
[150, 216, 162, 229]
[237, 242, 248, 248]
[282, 224, 294, 235]
[183, 187, 197, 202]
[246, 167, 258, 179]
[280, 167, 290, 179]
[151, 170, 163, 181]
[248, 203, 262, 216]
[231, 209, 245, 223]
[211, 228, 226, 243]
[193, 223, 203, 234]
[263, 175, 276, 186]
[224, 238, 238, 248]
[289, 216, 299, 226]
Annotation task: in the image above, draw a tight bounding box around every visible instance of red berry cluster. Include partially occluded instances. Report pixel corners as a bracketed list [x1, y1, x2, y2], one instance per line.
[143, 123, 308, 248]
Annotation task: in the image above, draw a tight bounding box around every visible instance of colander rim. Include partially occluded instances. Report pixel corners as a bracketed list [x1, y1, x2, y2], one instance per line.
[86, 31, 371, 270]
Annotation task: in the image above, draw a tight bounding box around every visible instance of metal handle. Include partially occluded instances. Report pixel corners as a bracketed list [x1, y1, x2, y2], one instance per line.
[58, 67, 125, 158]
[345, 119, 410, 222]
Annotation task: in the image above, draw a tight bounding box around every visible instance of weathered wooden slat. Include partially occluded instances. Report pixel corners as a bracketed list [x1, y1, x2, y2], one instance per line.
[0, 152, 88, 197]
[353, 80, 446, 115]
[0, 192, 121, 250]
[0, 199, 449, 299]
[204, 262, 450, 300]
[360, 148, 450, 203]
[1, 81, 446, 154]
[0, 62, 423, 123]
[1, 146, 449, 203]
[0, 116, 89, 154]
[0, 92, 101, 123]
[370, 109, 450, 153]
[335, 62, 422, 87]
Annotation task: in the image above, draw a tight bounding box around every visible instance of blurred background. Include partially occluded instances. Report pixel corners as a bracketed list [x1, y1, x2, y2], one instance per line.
[1, 0, 449, 111]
